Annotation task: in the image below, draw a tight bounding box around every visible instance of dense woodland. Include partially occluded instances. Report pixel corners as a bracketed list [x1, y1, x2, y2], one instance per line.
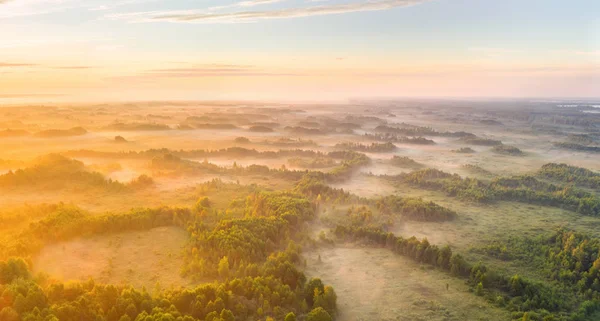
[363, 133, 435, 145]
[389, 156, 423, 169]
[554, 143, 600, 153]
[0, 155, 153, 192]
[0, 189, 338, 321]
[1, 102, 599, 321]
[459, 137, 503, 146]
[287, 157, 337, 169]
[492, 145, 524, 156]
[374, 124, 474, 138]
[461, 164, 494, 177]
[333, 142, 396, 153]
[538, 164, 600, 189]
[333, 226, 599, 321]
[453, 147, 476, 153]
[385, 168, 600, 216]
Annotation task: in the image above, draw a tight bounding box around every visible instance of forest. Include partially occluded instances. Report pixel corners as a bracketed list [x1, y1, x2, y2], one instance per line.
[0, 101, 599, 321]
[0, 190, 337, 321]
[386, 168, 600, 216]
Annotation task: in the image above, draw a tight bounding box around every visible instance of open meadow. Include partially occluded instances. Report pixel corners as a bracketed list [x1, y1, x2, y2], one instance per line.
[0, 100, 599, 321]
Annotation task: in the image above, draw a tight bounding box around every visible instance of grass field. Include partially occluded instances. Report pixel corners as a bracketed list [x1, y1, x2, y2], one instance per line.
[305, 246, 511, 321]
[2, 102, 599, 320]
[33, 226, 191, 289]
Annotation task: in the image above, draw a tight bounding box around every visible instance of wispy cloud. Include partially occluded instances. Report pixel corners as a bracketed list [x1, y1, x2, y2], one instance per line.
[107, 0, 429, 23]
[0, 62, 37, 68]
[209, 0, 286, 11]
[51, 65, 95, 70]
[0, 0, 84, 18]
[0, 93, 66, 99]
[139, 64, 300, 77]
[0, 62, 94, 70]
[88, 0, 159, 12]
[237, 0, 283, 6]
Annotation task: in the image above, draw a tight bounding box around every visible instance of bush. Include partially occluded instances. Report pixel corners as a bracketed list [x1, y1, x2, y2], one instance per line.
[306, 307, 332, 321]
[492, 145, 523, 156]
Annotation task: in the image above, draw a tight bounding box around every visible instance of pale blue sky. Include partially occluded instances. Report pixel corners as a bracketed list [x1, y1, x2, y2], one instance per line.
[0, 0, 598, 101]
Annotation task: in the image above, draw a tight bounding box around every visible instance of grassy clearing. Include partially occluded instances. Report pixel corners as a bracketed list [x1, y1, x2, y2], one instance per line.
[33, 226, 191, 289]
[304, 246, 510, 321]
[3, 102, 600, 320]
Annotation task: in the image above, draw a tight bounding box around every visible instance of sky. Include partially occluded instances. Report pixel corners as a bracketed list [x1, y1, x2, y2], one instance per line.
[0, 0, 599, 103]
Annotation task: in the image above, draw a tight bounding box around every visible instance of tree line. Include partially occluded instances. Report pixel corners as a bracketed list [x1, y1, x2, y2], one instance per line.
[386, 168, 600, 216]
[0, 254, 335, 321]
[0, 189, 338, 321]
[363, 133, 435, 145]
[538, 163, 600, 190]
[0, 154, 153, 192]
[333, 142, 397, 153]
[373, 124, 475, 138]
[334, 225, 598, 321]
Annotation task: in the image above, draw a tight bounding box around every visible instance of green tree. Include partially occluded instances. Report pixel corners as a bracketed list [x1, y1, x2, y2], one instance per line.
[0, 258, 30, 283]
[284, 312, 297, 321]
[196, 197, 211, 212]
[305, 278, 325, 306]
[220, 309, 235, 321]
[475, 282, 484, 296]
[322, 285, 337, 313]
[306, 307, 332, 321]
[205, 311, 219, 321]
[0, 307, 19, 321]
[125, 303, 137, 319]
[218, 256, 230, 279]
[510, 275, 524, 296]
[108, 307, 119, 321]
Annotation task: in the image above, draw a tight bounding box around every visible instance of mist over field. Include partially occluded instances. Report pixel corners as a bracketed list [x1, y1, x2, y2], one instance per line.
[0, 100, 599, 321]
[1, 0, 599, 319]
